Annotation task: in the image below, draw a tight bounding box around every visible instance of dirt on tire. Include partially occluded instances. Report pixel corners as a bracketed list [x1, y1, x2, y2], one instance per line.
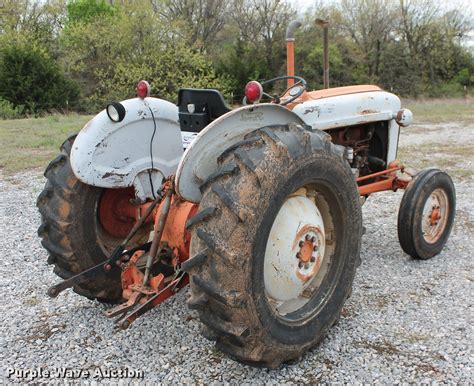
[183, 123, 363, 368]
[36, 135, 123, 302]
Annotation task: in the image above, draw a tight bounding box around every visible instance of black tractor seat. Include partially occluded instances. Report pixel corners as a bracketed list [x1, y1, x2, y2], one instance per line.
[177, 88, 231, 133]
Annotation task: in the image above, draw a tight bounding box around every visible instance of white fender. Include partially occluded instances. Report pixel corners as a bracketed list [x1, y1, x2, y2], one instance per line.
[70, 97, 183, 201]
[175, 103, 305, 203]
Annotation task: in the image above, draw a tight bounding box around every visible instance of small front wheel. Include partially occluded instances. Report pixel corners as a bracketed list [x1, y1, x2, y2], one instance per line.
[398, 169, 456, 260]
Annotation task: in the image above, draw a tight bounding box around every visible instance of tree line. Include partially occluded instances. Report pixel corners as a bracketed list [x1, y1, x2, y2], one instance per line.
[0, 0, 472, 116]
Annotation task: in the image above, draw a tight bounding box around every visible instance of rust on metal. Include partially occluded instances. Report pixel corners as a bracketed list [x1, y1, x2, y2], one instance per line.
[357, 161, 411, 196]
[430, 207, 441, 226]
[292, 224, 325, 283]
[360, 109, 379, 115]
[286, 40, 296, 88]
[315, 19, 330, 89]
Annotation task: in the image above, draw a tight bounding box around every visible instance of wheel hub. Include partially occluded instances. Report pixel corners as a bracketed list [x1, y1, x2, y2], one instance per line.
[98, 187, 139, 238]
[294, 226, 325, 282]
[422, 188, 449, 244]
[263, 192, 326, 308]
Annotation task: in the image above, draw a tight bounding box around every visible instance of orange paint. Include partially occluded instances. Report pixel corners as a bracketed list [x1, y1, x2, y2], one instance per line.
[286, 85, 383, 110]
[287, 40, 295, 88]
[157, 197, 198, 263]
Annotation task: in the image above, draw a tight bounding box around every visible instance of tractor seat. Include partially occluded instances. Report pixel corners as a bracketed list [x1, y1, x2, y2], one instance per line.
[178, 88, 231, 133]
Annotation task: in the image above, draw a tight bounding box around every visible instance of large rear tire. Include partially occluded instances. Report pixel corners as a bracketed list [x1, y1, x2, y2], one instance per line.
[183, 124, 362, 367]
[37, 135, 125, 302]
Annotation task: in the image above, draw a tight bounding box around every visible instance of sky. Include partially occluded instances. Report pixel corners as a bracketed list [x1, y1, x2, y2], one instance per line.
[287, 0, 474, 14]
[286, 0, 474, 49]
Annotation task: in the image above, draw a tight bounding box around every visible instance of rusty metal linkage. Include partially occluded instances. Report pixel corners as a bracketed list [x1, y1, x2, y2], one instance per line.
[46, 180, 167, 298]
[357, 161, 411, 196]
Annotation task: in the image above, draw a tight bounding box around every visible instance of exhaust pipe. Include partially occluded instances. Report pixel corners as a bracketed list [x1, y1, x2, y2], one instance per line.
[286, 20, 302, 88]
[315, 19, 330, 89]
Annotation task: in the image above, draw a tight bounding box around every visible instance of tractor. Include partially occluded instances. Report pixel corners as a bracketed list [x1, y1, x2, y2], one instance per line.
[37, 20, 456, 368]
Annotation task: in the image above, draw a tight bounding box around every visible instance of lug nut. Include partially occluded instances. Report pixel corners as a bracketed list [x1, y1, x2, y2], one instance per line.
[313, 246, 318, 251]
[299, 241, 304, 247]
[305, 234, 311, 240]
[311, 256, 316, 263]
[311, 236, 316, 242]
[296, 252, 301, 259]
[298, 262, 303, 269]
[304, 263, 309, 269]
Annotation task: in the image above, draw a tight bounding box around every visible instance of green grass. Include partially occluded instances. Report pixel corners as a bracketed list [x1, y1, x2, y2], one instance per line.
[0, 114, 92, 173]
[403, 97, 474, 124]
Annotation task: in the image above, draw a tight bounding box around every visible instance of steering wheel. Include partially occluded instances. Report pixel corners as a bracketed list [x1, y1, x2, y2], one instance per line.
[243, 75, 307, 106]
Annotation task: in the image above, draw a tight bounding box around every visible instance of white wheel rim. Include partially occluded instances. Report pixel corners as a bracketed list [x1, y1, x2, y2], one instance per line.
[263, 187, 333, 316]
[421, 188, 449, 244]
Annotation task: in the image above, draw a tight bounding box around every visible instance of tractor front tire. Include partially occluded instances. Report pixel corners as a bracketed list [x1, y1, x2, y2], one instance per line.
[37, 135, 123, 302]
[398, 168, 455, 259]
[183, 124, 363, 367]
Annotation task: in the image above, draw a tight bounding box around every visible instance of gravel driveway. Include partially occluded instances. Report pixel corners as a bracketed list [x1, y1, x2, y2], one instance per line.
[0, 123, 472, 383]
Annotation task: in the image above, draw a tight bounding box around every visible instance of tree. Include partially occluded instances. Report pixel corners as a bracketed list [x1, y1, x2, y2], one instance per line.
[157, 0, 230, 52]
[59, 0, 232, 110]
[0, 39, 79, 113]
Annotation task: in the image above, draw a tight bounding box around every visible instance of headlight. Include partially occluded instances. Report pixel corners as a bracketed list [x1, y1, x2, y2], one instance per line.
[395, 108, 413, 127]
[106, 102, 126, 122]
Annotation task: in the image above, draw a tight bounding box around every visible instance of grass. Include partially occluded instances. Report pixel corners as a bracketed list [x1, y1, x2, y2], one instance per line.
[0, 114, 92, 173]
[403, 97, 474, 124]
[398, 143, 474, 179]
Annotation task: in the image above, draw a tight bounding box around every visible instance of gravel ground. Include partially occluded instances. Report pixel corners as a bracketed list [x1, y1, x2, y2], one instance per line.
[0, 123, 473, 383]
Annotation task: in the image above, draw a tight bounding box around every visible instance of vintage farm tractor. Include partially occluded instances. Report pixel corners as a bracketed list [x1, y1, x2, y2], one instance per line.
[37, 20, 455, 367]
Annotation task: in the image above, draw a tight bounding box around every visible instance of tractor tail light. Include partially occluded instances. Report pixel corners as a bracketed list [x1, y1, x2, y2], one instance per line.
[137, 80, 150, 99]
[244, 81, 263, 104]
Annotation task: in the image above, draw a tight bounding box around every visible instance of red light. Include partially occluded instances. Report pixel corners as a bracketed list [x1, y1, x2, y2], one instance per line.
[137, 80, 150, 99]
[244, 81, 263, 103]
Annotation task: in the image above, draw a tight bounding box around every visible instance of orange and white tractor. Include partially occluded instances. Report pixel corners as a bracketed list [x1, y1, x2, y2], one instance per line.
[38, 20, 455, 367]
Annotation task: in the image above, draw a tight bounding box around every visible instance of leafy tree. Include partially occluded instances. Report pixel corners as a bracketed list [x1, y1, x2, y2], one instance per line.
[59, 0, 232, 110]
[66, 0, 116, 25]
[0, 39, 79, 113]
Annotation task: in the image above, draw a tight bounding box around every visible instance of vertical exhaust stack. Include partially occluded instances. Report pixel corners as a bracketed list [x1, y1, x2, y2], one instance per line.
[286, 20, 302, 88]
[315, 19, 330, 89]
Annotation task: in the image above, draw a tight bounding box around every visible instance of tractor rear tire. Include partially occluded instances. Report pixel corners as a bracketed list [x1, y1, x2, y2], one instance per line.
[37, 135, 123, 302]
[183, 123, 362, 367]
[398, 168, 455, 260]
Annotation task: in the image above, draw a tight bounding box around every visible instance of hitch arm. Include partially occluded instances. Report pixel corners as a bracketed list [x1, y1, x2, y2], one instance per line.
[46, 186, 164, 298]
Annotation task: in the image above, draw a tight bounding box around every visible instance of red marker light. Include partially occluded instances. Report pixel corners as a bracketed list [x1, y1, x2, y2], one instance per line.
[137, 80, 150, 99]
[244, 81, 263, 104]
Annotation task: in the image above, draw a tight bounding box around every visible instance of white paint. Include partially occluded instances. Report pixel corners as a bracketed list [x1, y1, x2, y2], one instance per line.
[387, 119, 400, 164]
[72, 89, 409, 203]
[175, 104, 304, 203]
[70, 97, 182, 201]
[395, 108, 414, 127]
[264, 194, 326, 304]
[177, 90, 407, 203]
[292, 90, 402, 131]
[181, 131, 198, 149]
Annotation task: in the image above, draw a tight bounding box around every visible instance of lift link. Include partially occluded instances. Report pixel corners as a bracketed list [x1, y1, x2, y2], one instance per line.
[103, 179, 190, 329]
[46, 180, 168, 298]
[142, 181, 174, 286]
